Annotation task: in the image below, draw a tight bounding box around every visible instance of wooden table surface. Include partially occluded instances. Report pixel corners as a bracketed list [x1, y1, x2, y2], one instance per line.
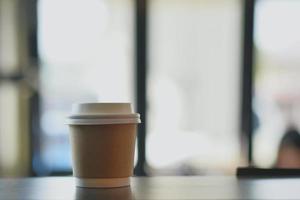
[1, 176, 300, 199]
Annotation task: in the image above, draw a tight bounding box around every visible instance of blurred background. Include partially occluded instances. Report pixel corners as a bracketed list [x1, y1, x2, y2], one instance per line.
[1, 0, 300, 177]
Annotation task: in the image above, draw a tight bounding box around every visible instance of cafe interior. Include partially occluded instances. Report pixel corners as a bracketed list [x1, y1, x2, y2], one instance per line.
[1, 0, 300, 179]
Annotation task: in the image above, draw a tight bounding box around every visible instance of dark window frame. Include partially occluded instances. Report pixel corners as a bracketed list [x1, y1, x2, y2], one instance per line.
[134, 0, 148, 176]
[241, 0, 255, 166]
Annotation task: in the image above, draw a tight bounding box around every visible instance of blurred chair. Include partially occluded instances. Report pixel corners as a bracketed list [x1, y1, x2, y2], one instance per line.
[237, 127, 300, 177]
[275, 127, 300, 168]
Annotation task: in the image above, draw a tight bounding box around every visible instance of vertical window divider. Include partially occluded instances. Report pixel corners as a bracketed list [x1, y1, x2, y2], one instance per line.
[134, 0, 148, 176]
[240, 0, 255, 167]
[27, 0, 41, 176]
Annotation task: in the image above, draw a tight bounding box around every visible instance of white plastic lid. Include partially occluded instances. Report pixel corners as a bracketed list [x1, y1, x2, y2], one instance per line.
[67, 103, 141, 125]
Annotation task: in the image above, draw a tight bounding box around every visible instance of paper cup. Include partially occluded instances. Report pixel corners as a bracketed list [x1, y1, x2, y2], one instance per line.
[67, 103, 140, 188]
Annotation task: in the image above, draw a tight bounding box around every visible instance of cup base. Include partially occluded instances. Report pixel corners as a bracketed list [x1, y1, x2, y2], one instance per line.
[75, 177, 130, 188]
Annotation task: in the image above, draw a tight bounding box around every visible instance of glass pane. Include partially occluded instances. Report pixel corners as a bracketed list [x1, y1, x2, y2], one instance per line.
[37, 0, 134, 173]
[0, 83, 20, 175]
[147, 0, 242, 174]
[0, 0, 21, 74]
[253, 0, 300, 168]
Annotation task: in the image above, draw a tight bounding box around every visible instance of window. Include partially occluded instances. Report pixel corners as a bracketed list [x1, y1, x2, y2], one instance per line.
[2, 0, 286, 176]
[147, 0, 243, 174]
[0, 0, 31, 176]
[37, 0, 134, 174]
[253, 0, 300, 167]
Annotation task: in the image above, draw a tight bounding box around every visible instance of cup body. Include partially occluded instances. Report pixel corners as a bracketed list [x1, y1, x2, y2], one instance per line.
[69, 124, 137, 177]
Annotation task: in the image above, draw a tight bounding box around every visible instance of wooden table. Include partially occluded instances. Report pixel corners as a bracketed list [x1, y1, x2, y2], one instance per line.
[1, 176, 300, 199]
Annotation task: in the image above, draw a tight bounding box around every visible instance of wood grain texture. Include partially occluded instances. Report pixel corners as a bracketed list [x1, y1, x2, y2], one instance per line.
[0, 176, 300, 199]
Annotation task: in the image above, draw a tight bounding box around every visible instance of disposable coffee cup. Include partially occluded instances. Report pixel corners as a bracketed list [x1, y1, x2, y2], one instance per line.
[67, 103, 140, 188]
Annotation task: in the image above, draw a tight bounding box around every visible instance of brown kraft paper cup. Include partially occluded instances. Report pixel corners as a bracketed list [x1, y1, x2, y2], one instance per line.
[69, 124, 137, 188]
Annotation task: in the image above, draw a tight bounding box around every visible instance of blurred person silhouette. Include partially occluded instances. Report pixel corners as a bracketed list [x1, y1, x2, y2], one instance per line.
[275, 126, 300, 168]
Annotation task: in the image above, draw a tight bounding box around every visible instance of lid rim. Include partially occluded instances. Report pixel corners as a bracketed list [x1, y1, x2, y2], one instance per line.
[67, 118, 141, 125]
